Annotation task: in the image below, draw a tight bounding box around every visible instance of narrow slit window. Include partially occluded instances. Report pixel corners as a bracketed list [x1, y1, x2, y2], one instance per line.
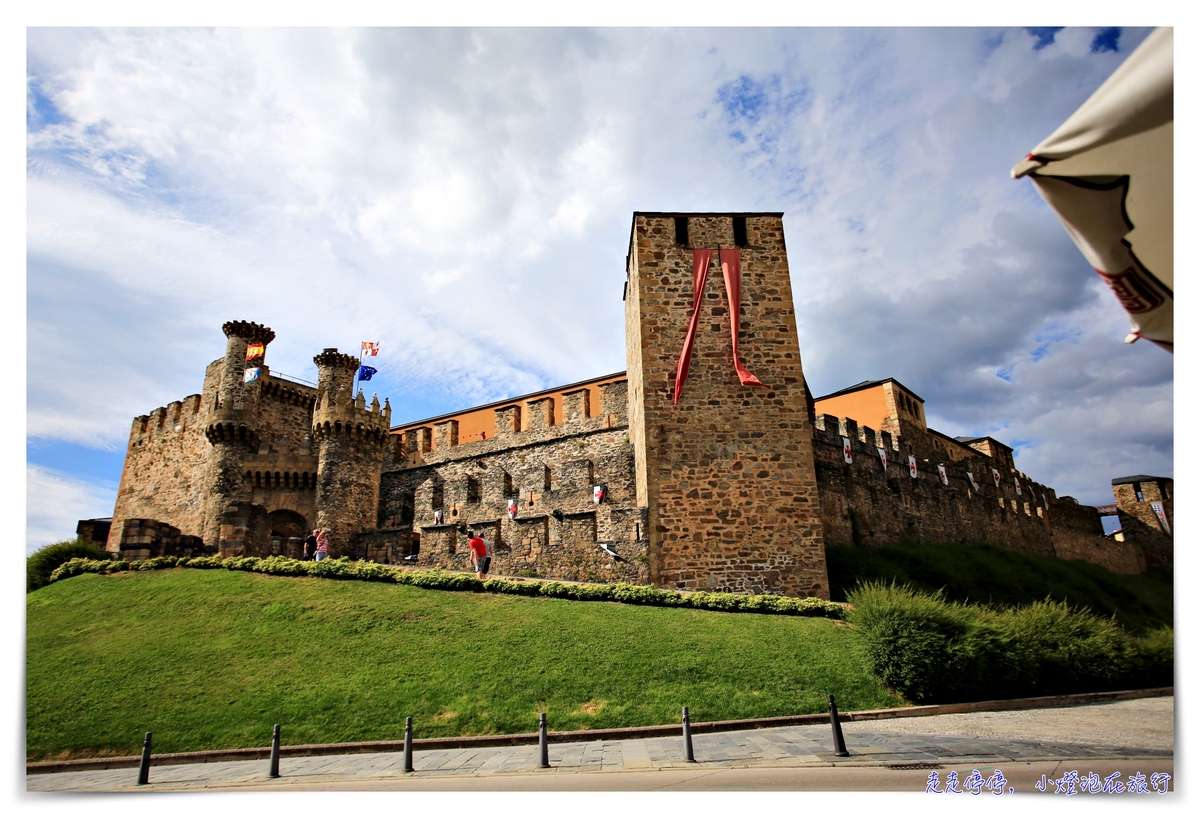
[674, 216, 689, 246]
[732, 216, 748, 247]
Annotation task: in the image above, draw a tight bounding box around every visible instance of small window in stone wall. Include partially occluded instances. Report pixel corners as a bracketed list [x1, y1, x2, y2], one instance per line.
[1134, 482, 1144, 502]
[431, 483, 443, 510]
[733, 216, 748, 247]
[467, 476, 481, 504]
[586, 460, 595, 485]
[674, 216, 689, 246]
[543, 465, 553, 491]
[503, 471, 514, 496]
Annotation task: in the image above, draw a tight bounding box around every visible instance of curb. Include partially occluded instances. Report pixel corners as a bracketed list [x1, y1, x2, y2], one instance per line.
[26, 685, 1172, 775]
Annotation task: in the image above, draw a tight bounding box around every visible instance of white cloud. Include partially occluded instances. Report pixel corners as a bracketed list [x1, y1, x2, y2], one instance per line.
[26, 465, 117, 554]
[26, 26, 1170, 523]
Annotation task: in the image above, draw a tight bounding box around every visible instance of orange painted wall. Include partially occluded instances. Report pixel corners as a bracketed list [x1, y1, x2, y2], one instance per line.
[391, 373, 626, 450]
[814, 385, 890, 431]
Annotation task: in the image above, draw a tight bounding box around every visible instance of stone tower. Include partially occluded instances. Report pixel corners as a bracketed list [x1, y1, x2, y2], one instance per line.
[203, 320, 276, 552]
[311, 348, 391, 555]
[624, 212, 828, 598]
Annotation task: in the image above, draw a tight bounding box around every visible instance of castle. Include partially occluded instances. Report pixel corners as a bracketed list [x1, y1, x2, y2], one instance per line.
[94, 213, 1172, 597]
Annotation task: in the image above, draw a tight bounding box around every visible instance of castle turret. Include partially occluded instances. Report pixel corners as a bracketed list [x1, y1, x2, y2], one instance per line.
[202, 320, 276, 552]
[311, 349, 391, 554]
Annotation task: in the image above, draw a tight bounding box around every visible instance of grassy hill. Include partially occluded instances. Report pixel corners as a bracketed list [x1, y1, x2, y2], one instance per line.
[826, 542, 1173, 633]
[26, 569, 902, 761]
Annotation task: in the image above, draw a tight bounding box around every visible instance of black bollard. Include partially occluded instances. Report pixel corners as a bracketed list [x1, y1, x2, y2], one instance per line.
[828, 694, 849, 757]
[403, 717, 414, 773]
[269, 724, 281, 778]
[538, 712, 550, 768]
[137, 731, 153, 785]
[682, 706, 695, 763]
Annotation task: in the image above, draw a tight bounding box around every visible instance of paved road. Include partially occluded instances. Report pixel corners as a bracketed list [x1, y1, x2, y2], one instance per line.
[27, 696, 1174, 793]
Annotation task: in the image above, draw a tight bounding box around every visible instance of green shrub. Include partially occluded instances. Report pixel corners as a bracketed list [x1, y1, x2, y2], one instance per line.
[27, 539, 110, 592]
[184, 555, 226, 569]
[42, 551, 845, 621]
[847, 581, 1174, 703]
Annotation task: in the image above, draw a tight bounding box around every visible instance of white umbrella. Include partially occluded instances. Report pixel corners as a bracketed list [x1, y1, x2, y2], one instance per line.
[1012, 27, 1173, 352]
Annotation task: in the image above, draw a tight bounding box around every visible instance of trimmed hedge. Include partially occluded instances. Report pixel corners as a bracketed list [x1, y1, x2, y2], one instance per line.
[27, 539, 110, 593]
[846, 581, 1173, 704]
[47, 555, 846, 619]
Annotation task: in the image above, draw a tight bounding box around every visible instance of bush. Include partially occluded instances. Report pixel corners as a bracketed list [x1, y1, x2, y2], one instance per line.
[846, 581, 1174, 704]
[28, 540, 111, 592]
[41, 552, 846, 621]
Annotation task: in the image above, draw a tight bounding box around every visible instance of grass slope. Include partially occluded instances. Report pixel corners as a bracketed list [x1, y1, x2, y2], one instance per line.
[27, 569, 902, 761]
[826, 543, 1173, 633]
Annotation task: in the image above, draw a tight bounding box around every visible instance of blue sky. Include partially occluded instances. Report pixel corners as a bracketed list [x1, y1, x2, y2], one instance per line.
[25, 26, 1173, 551]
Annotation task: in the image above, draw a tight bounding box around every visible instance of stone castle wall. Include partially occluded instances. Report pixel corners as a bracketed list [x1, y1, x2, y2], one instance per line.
[106, 393, 212, 554]
[812, 412, 1149, 575]
[373, 381, 648, 583]
[107, 352, 321, 557]
[625, 213, 827, 598]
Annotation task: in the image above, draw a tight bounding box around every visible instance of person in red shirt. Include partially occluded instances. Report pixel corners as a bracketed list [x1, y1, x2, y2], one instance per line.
[468, 532, 490, 580]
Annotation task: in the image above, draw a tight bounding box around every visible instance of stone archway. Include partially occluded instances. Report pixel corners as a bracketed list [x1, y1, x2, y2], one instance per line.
[268, 509, 308, 540]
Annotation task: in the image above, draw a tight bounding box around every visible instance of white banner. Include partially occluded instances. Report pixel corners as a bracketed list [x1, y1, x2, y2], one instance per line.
[1012, 28, 1173, 351]
[1150, 501, 1171, 535]
[992, 468, 1001, 489]
[877, 447, 888, 471]
[967, 472, 979, 491]
[908, 455, 918, 479]
[937, 464, 949, 486]
[842, 436, 853, 464]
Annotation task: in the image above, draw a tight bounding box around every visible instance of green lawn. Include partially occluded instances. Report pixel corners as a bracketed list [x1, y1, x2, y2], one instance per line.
[826, 542, 1173, 633]
[27, 569, 902, 761]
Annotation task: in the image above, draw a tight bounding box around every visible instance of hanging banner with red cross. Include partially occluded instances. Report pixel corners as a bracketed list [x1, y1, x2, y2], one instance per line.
[1014, 476, 1022, 496]
[967, 472, 979, 491]
[507, 498, 517, 520]
[938, 464, 949, 485]
[842, 437, 853, 464]
[877, 447, 888, 471]
[992, 468, 1002, 488]
[908, 456, 918, 479]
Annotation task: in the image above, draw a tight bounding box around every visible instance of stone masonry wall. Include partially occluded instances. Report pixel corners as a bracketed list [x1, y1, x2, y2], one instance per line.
[108, 349, 321, 553]
[625, 213, 827, 598]
[812, 413, 1149, 575]
[377, 383, 648, 583]
[106, 392, 211, 553]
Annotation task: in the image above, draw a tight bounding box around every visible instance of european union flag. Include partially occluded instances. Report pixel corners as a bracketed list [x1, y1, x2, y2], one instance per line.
[358, 365, 377, 381]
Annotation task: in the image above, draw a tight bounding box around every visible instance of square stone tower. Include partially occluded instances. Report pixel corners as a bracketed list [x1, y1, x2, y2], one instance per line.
[624, 212, 828, 598]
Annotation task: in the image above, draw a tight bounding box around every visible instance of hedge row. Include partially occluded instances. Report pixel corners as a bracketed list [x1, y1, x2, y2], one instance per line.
[47, 555, 846, 619]
[846, 581, 1174, 704]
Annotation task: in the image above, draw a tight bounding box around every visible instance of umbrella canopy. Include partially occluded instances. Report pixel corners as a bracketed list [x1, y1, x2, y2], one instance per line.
[1013, 27, 1173, 352]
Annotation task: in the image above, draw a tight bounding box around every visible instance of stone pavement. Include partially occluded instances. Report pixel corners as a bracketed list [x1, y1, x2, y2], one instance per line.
[26, 697, 1173, 792]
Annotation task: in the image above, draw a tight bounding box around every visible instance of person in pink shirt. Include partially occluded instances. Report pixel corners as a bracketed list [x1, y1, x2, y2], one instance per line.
[314, 528, 331, 561]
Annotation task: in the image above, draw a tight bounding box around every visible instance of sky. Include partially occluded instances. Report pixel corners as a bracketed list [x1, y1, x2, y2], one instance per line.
[24, 25, 1174, 553]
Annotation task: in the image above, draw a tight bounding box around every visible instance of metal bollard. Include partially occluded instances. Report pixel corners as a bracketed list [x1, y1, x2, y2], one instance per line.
[682, 706, 695, 762]
[538, 712, 550, 768]
[137, 731, 152, 785]
[269, 723, 281, 778]
[828, 694, 849, 757]
[403, 717, 414, 773]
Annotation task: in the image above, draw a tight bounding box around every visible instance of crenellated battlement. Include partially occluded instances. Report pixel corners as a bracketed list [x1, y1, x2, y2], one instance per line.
[130, 395, 204, 445]
[311, 388, 391, 443]
[222, 320, 276, 345]
[391, 379, 628, 468]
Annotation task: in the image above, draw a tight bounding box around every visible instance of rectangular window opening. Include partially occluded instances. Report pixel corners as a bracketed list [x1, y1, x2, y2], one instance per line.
[732, 216, 748, 247]
[674, 216, 689, 246]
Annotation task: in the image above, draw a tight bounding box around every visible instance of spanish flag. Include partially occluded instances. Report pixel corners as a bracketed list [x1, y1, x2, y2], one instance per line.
[246, 342, 265, 360]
